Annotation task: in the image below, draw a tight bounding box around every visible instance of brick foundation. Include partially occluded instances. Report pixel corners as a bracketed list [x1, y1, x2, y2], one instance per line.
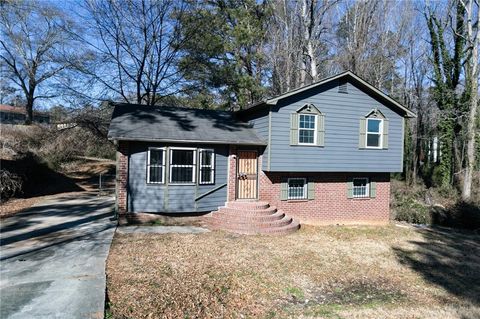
[227, 151, 391, 225]
[116, 141, 129, 215]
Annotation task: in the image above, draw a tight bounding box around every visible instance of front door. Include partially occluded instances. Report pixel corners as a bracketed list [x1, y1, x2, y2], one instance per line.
[237, 151, 258, 199]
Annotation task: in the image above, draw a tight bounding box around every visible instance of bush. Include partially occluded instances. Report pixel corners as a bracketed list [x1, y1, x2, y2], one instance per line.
[0, 169, 23, 201]
[431, 201, 480, 230]
[1, 125, 115, 170]
[393, 196, 431, 224]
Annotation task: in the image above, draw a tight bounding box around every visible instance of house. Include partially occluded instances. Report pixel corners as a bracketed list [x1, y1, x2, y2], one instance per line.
[0, 104, 50, 125]
[107, 71, 416, 234]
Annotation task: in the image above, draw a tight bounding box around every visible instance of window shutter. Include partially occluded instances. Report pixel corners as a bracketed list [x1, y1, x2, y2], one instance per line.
[382, 119, 389, 149]
[290, 113, 299, 145]
[280, 180, 288, 200]
[347, 178, 354, 199]
[370, 181, 377, 198]
[359, 118, 366, 149]
[317, 114, 325, 147]
[307, 181, 315, 200]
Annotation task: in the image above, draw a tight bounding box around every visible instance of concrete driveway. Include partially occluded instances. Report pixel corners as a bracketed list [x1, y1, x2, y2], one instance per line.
[0, 192, 116, 319]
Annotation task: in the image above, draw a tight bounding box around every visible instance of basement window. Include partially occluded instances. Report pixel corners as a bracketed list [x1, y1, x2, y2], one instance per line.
[287, 178, 307, 200]
[353, 178, 369, 198]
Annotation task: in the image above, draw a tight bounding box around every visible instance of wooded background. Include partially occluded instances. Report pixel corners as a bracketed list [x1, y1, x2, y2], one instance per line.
[1, 0, 479, 201]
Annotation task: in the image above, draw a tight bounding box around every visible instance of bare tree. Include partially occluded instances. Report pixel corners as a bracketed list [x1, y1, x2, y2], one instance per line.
[460, 0, 479, 200]
[300, 0, 338, 84]
[268, 0, 337, 94]
[0, 1, 74, 124]
[74, 0, 187, 106]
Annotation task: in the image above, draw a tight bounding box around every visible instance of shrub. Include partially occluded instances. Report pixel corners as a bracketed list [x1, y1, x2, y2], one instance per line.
[393, 196, 431, 224]
[431, 201, 480, 230]
[0, 169, 23, 201]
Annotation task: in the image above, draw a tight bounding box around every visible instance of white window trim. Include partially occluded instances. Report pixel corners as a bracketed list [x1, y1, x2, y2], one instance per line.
[199, 149, 215, 185]
[146, 147, 166, 184]
[169, 147, 197, 184]
[287, 177, 307, 200]
[365, 118, 383, 149]
[298, 114, 318, 145]
[353, 177, 369, 198]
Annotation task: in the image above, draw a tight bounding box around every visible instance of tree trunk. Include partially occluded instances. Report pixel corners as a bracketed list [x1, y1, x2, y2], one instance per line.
[462, 0, 479, 200]
[24, 92, 34, 125]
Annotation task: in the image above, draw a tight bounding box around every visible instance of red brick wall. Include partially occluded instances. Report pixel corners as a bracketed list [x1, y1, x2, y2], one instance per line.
[227, 146, 237, 201]
[225, 152, 390, 225]
[257, 155, 390, 225]
[117, 141, 129, 214]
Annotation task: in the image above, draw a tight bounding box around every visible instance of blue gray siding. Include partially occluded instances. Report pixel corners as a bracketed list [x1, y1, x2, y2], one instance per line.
[239, 108, 270, 170]
[265, 79, 404, 172]
[127, 142, 228, 213]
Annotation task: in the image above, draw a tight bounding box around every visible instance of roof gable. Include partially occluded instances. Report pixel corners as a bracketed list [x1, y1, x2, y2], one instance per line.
[238, 71, 416, 118]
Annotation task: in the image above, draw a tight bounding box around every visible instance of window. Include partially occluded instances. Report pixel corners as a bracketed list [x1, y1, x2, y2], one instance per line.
[353, 178, 369, 198]
[170, 148, 196, 183]
[298, 114, 317, 145]
[147, 148, 165, 183]
[366, 118, 383, 148]
[199, 149, 215, 184]
[287, 178, 307, 200]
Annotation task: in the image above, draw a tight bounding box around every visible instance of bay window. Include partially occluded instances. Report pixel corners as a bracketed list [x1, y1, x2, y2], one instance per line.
[199, 149, 215, 184]
[147, 148, 165, 183]
[170, 148, 196, 183]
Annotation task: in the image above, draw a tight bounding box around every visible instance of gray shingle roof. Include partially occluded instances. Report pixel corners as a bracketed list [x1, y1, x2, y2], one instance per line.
[107, 103, 266, 145]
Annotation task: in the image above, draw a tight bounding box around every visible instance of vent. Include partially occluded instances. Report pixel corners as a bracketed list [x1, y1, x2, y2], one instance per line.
[338, 80, 348, 94]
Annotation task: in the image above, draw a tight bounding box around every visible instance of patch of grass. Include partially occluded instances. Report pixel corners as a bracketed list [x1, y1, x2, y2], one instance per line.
[150, 219, 164, 226]
[285, 286, 305, 301]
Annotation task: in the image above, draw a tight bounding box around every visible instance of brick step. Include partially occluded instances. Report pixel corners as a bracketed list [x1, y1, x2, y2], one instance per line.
[209, 214, 293, 229]
[212, 210, 285, 222]
[217, 206, 278, 216]
[210, 220, 300, 235]
[226, 201, 270, 210]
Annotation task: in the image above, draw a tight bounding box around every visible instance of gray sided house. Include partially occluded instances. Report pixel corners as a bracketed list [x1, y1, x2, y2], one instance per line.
[108, 71, 415, 233]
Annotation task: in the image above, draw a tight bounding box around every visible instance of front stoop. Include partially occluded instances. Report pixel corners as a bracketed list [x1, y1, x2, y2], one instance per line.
[207, 201, 300, 235]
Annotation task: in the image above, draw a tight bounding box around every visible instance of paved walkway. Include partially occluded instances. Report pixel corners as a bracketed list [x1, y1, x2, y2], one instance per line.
[0, 192, 116, 319]
[117, 225, 210, 235]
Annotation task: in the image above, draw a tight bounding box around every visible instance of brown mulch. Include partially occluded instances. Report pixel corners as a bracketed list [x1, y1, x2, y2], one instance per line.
[106, 225, 480, 319]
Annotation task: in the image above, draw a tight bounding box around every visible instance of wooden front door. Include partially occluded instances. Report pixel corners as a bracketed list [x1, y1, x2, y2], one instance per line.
[237, 151, 258, 199]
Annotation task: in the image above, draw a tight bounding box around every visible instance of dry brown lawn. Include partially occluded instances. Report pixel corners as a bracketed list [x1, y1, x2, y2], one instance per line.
[106, 225, 480, 319]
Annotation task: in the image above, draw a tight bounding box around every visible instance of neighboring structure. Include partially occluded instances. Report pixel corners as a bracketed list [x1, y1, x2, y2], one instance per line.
[0, 104, 50, 125]
[108, 71, 416, 234]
